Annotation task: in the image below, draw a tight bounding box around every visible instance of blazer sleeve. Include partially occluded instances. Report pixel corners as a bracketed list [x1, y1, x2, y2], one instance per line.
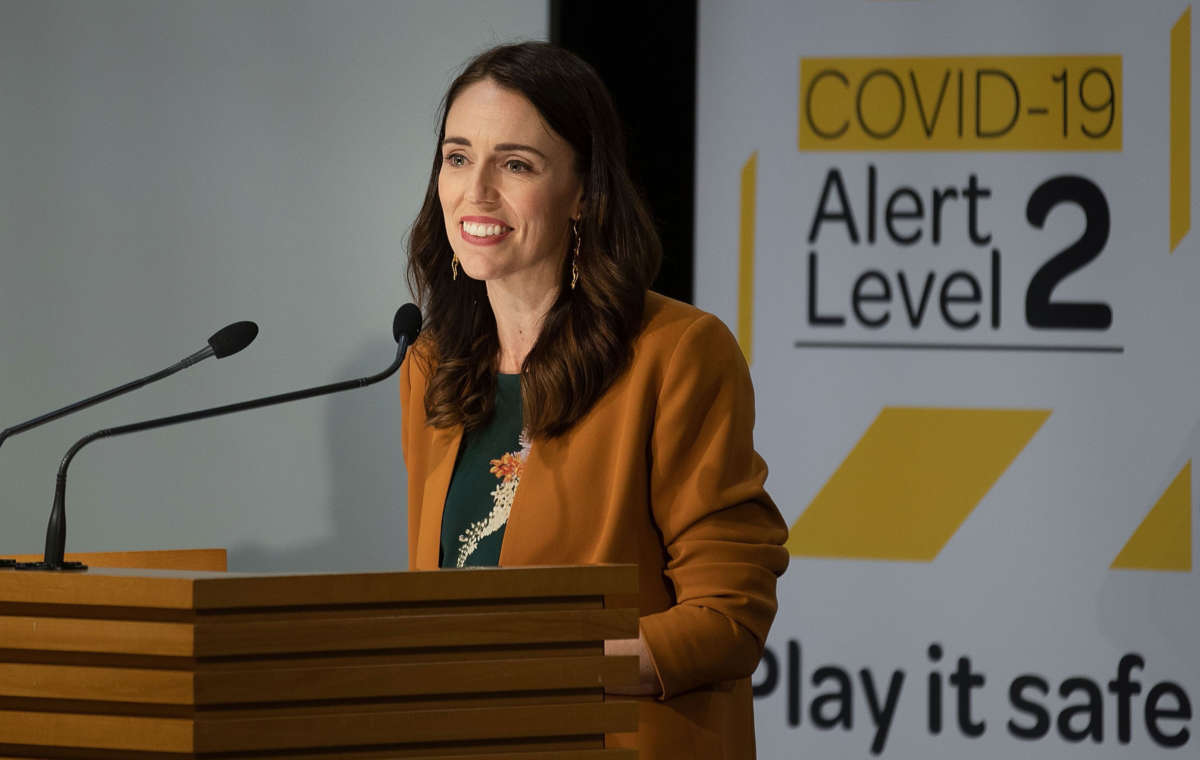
[638, 313, 790, 700]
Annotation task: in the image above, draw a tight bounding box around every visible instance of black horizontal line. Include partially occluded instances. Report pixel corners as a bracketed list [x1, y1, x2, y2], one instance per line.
[1027, 107, 1049, 115]
[793, 340, 1124, 354]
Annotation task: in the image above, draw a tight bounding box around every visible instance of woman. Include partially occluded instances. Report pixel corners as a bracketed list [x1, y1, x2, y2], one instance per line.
[401, 42, 788, 758]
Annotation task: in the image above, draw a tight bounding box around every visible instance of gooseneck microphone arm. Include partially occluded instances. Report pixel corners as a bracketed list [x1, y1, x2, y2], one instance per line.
[1, 365, 182, 452]
[33, 305, 421, 570]
[0, 321, 258, 451]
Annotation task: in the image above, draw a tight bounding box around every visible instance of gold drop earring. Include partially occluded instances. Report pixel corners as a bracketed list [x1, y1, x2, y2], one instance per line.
[570, 218, 581, 290]
[451, 253, 459, 280]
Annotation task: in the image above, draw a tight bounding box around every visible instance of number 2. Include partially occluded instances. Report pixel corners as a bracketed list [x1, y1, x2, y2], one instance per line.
[1025, 176, 1113, 330]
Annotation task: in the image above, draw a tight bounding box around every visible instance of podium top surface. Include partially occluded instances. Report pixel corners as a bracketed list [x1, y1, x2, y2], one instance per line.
[0, 564, 637, 610]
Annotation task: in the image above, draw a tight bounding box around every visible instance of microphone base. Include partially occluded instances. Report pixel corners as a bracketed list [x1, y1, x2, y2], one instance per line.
[13, 560, 87, 571]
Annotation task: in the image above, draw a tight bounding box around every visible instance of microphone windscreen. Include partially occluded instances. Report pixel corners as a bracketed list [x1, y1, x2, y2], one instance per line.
[393, 303, 423, 344]
[208, 321, 259, 358]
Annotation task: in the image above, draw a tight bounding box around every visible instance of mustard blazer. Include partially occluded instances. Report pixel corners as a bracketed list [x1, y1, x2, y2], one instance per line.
[400, 292, 789, 759]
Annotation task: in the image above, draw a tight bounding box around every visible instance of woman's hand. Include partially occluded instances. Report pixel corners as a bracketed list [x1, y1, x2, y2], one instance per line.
[604, 630, 663, 696]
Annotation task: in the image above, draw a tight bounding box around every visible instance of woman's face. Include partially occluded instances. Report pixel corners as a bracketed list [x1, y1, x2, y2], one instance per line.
[438, 79, 583, 296]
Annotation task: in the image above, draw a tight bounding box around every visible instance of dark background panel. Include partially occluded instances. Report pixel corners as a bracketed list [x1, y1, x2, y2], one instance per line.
[551, 0, 697, 304]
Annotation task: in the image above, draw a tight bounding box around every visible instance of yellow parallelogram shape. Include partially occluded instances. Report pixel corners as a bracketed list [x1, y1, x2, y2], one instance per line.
[787, 407, 1050, 561]
[737, 152, 757, 365]
[1171, 7, 1191, 252]
[1112, 461, 1192, 571]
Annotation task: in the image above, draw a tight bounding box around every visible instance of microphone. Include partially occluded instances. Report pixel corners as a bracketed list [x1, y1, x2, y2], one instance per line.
[0, 321, 259, 450]
[18, 304, 421, 571]
[0, 320, 257, 570]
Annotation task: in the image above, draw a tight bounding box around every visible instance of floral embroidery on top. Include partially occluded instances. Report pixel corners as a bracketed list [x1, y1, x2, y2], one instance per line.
[456, 430, 531, 567]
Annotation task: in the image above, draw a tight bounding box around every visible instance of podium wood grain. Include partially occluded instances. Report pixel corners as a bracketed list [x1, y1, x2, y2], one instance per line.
[4, 549, 226, 572]
[0, 559, 639, 758]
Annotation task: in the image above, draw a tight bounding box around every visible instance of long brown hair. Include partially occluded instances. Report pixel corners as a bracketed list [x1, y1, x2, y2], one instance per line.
[406, 42, 661, 438]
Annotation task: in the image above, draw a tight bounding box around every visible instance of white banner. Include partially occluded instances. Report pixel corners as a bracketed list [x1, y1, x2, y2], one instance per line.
[696, 1, 1198, 756]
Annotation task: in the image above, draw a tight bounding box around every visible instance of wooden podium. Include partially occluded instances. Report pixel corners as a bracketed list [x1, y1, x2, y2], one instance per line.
[0, 554, 639, 759]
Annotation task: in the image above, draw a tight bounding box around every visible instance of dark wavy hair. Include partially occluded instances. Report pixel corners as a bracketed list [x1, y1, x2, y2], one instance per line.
[406, 42, 662, 438]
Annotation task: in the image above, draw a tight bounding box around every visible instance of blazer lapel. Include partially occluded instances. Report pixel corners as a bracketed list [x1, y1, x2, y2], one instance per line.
[497, 439, 535, 567]
[498, 432, 568, 566]
[415, 424, 462, 570]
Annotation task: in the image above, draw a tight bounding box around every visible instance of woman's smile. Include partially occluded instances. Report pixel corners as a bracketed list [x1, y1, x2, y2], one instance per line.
[460, 216, 514, 245]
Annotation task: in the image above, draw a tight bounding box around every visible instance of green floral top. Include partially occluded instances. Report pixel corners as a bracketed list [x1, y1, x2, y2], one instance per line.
[439, 374, 528, 568]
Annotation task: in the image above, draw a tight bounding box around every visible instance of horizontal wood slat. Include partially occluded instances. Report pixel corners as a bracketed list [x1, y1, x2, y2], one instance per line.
[0, 711, 194, 752]
[0, 609, 634, 658]
[193, 702, 638, 753]
[0, 641, 602, 672]
[0, 656, 638, 705]
[191, 566, 638, 609]
[0, 741, 630, 760]
[0, 574, 197, 610]
[2, 550, 226, 572]
[193, 608, 637, 656]
[0, 565, 636, 610]
[0, 566, 638, 607]
[0, 663, 193, 704]
[0, 690, 601, 718]
[0, 702, 637, 753]
[0, 597, 601, 625]
[0, 618, 194, 657]
[260, 751, 634, 760]
[194, 655, 638, 703]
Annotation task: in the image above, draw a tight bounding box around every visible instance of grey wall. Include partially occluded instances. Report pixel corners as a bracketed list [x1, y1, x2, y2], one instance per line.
[0, 0, 546, 571]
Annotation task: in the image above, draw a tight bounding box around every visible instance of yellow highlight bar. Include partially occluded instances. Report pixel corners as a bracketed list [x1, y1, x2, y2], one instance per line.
[799, 55, 1122, 151]
[1171, 8, 1191, 252]
[1112, 461, 1192, 572]
[787, 407, 1049, 561]
[737, 153, 757, 365]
